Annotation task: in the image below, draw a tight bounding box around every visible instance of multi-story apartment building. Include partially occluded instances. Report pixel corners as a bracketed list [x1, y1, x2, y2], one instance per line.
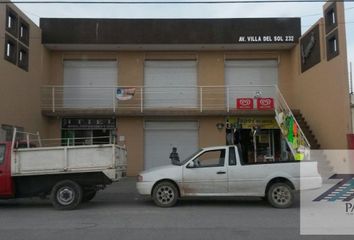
[0, 1, 351, 176]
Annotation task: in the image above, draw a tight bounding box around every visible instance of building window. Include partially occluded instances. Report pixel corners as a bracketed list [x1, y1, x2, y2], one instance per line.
[5, 7, 18, 37]
[17, 44, 29, 71]
[4, 34, 17, 65]
[326, 30, 339, 61]
[324, 3, 338, 34]
[19, 18, 30, 46]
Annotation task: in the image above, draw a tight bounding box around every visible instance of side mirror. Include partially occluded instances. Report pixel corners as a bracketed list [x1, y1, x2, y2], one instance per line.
[187, 161, 195, 168]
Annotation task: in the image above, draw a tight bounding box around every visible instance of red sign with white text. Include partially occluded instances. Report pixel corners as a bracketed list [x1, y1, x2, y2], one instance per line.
[257, 98, 274, 110]
[236, 98, 254, 110]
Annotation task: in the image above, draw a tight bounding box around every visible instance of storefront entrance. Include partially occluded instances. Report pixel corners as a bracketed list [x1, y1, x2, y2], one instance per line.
[144, 121, 199, 170]
[226, 117, 291, 163]
[61, 118, 116, 146]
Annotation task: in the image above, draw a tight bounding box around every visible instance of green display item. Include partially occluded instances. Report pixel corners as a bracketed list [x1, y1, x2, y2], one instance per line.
[292, 136, 299, 149]
[295, 153, 304, 161]
[287, 117, 294, 143]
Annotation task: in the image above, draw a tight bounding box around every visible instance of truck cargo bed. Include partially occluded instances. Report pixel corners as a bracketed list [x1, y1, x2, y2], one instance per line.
[11, 144, 127, 180]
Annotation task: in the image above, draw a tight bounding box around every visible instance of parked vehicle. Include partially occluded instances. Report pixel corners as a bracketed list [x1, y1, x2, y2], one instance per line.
[136, 145, 322, 208]
[0, 129, 127, 210]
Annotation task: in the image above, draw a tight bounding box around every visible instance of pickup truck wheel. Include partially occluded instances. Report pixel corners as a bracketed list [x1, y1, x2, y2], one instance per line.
[267, 182, 294, 208]
[152, 181, 178, 207]
[51, 180, 83, 210]
[82, 191, 97, 203]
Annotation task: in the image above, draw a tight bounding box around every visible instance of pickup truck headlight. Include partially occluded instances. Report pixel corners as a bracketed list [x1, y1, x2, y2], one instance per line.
[137, 175, 143, 182]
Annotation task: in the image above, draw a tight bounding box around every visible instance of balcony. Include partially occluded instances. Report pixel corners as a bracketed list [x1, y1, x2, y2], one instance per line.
[40, 85, 278, 117]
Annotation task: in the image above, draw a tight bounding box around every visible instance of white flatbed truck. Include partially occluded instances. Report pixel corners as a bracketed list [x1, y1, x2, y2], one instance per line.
[0, 129, 127, 210]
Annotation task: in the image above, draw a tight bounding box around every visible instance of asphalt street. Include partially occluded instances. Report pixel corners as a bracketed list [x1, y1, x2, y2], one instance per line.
[0, 178, 352, 240]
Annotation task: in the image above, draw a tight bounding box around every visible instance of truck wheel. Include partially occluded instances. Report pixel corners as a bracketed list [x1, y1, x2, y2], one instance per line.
[267, 182, 294, 208]
[82, 191, 97, 203]
[152, 181, 178, 207]
[51, 180, 83, 210]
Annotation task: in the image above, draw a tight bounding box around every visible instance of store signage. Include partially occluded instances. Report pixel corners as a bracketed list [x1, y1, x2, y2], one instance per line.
[257, 98, 274, 110]
[62, 118, 116, 129]
[236, 35, 295, 43]
[227, 116, 278, 129]
[236, 98, 254, 110]
[116, 88, 135, 101]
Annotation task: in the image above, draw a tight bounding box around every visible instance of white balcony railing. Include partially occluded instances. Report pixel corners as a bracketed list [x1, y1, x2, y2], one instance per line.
[40, 84, 311, 157]
[40, 85, 277, 113]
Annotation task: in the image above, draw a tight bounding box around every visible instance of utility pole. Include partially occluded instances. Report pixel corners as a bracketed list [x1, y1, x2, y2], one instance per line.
[350, 62, 353, 94]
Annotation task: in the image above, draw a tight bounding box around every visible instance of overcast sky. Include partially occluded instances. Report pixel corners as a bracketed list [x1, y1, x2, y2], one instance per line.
[13, 0, 354, 85]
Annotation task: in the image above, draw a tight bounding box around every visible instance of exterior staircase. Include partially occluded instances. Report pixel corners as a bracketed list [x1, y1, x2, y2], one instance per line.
[292, 111, 334, 180]
[292, 111, 320, 149]
[274, 87, 333, 180]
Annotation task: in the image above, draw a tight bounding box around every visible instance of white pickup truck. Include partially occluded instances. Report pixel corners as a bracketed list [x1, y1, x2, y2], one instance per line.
[0, 129, 127, 210]
[137, 145, 322, 208]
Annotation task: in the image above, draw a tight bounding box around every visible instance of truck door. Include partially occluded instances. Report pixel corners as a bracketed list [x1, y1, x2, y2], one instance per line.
[0, 143, 14, 197]
[182, 148, 228, 195]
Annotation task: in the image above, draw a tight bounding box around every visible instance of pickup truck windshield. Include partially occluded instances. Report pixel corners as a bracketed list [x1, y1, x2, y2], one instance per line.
[175, 149, 202, 166]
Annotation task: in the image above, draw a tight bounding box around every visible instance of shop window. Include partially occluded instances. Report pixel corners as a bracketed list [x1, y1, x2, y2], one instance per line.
[61, 129, 113, 146]
[17, 44, 29, 71]
[324, 3, 338, 34]
[19, 18, 30, 46]
[4, 34, 17, 65]
[326, 30, 339, 61]
[5, 7, 18, 37]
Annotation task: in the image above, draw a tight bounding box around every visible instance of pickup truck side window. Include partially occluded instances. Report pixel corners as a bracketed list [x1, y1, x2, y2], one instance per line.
[0, 144, 5, 165]
[229, 147, 236, 166]
[193, 149, 225, 168]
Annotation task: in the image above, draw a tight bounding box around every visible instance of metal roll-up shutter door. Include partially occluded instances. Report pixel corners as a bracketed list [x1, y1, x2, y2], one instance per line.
[144, 60, 198, 109]
[144, 121, 199, 169]
[63, 60, 118, 108]
[225, 60, 278, 108]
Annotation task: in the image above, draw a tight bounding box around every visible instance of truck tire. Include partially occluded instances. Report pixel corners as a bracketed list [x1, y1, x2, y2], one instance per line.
[51, 180, 83, 210]
[267, 182, 294, 208]
[82, 191, 97, 203]
[152, 181, 178, 208]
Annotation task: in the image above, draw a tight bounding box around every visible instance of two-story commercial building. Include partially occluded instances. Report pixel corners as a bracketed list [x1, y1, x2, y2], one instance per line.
[0, 0, 351, 176]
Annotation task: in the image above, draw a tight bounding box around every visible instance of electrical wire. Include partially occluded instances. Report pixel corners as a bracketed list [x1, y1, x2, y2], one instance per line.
[1, 0, 353, 5]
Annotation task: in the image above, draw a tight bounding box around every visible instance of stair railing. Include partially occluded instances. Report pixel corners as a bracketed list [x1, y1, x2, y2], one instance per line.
[274, 85, 311, 159]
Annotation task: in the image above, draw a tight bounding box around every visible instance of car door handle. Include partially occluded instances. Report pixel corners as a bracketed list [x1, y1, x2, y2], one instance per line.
[217, 171, 226, 175]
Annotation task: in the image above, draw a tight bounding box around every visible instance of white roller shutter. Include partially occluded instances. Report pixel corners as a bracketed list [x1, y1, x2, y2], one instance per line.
[63, 60, 118, 108]
[225, 60, 278, 108]
[144, 121, 199, 169]
[144, 61, 198, 108]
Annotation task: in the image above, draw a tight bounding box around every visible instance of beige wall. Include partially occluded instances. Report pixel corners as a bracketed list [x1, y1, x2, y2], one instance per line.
[118, 117, 144, 176]
[198, 52, 226, 110]
[0, 2, 50, 139]
[198, 116, 226, 147]
[286, 2, 351, 149]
